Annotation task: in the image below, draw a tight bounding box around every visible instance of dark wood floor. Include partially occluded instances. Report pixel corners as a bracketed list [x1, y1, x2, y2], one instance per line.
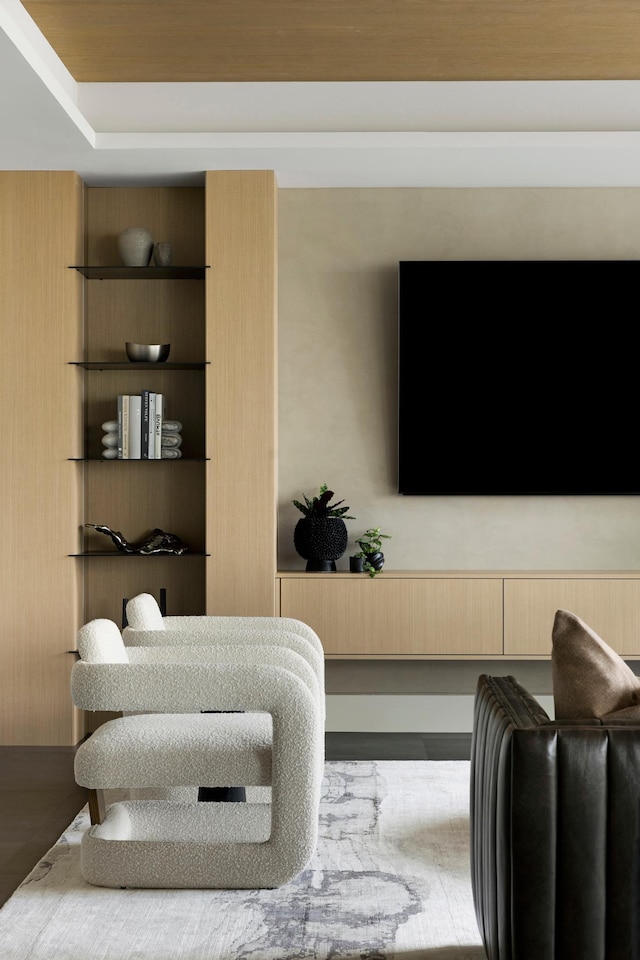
[0, 733, 471, 908]
[0, 747, 88, 909]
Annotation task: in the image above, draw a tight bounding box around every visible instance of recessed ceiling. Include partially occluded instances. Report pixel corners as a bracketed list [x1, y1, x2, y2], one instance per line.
[3, 0, 640, 187]
[20, 0, 640, 83]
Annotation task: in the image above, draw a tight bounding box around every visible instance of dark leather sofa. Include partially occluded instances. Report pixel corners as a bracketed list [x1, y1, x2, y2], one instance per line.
[470, 674, 640, 960]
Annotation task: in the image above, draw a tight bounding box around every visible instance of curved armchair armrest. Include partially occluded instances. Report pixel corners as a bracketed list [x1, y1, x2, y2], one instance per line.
[125, 644, 321, 707]
[166, 616, 321, 654]
[124, 613, 322, 658]
[72, 660, 320, 722]
[122, 627, 325, 706]
[123, 625, 320, 659]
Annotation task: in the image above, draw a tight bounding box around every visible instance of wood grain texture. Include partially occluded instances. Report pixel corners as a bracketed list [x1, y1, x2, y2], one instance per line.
[278, 570, 640, 658]
[22, 1, 640, 82]
[0, 172, 84, 745]
[82, 187, 208, 633]
[279, 576, 504, 656]
[83, 555, 206, 630]
[504, 577, 640, 656]
[205, 171, 278, 615]
[85, 188, 204, 267]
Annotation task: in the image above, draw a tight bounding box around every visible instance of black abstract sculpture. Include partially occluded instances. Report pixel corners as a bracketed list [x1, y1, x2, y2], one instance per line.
[85, 523, 189, 555]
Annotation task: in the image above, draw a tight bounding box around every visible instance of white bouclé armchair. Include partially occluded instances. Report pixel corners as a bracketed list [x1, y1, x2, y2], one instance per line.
[71, 618, 324, 889]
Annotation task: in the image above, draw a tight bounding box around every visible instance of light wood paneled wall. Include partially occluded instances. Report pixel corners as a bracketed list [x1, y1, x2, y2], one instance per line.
[0, 172, 84, 745]
[205, 171, 278, 615]
[23, 1, 640, 82]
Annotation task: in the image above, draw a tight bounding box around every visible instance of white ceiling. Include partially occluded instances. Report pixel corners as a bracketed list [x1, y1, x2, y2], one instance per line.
[4, 0, 640, 188]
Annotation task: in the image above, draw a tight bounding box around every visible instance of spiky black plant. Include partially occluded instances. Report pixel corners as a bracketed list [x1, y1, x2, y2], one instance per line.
[292, 484, 355, 520]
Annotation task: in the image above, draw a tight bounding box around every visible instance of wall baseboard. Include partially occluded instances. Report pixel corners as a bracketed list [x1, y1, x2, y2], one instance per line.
[325, 693, 555, 733]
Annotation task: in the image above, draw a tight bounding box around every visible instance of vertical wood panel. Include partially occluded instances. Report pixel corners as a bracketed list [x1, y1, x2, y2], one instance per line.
[0, 172, 83, 745]
[205, 171, 278, 615]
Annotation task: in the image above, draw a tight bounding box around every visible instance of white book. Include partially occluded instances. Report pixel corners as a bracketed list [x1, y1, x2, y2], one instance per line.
[128, 395, 142, 459]
[146, 393, 156, 460]
[153, 394, 164, 459]
[117, 395, 130, 459]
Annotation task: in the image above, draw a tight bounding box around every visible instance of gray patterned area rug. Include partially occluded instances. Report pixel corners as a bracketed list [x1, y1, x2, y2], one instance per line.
[0, 760, 485, 960]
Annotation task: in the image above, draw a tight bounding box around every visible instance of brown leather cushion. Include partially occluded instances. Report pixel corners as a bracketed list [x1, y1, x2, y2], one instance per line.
[552, 608, 640, 719]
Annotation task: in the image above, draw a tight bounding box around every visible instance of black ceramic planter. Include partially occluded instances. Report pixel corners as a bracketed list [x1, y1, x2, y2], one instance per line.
[366, 551, 385, 572]
[349, 556, 364, 573]
[294, 517, 348, 572]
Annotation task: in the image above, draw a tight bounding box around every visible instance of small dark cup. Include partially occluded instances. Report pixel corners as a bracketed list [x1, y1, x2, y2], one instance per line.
[349, 556, 364, 573]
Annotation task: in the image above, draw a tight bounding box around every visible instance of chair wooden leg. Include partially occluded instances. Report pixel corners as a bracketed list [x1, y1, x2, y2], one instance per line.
[88, 788, 106, 825]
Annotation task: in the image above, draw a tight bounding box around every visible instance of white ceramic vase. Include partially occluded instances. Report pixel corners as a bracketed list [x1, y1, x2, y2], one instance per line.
[118, 226, 154, 267]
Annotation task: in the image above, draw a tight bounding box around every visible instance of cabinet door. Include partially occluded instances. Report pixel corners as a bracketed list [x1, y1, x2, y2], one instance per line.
[504, 578, 640, 656]
[279, 577, 503, 657]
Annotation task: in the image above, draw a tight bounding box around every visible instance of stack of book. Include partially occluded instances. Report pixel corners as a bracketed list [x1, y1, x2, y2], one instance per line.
[116, 391, 165, 459]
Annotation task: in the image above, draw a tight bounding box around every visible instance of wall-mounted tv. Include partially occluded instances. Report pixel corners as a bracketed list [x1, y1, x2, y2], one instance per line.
[398, 259, 640, 495]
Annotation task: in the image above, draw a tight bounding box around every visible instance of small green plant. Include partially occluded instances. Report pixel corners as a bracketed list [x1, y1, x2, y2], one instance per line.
[354, 526, 392, 577]
[292, 484, 355, 520]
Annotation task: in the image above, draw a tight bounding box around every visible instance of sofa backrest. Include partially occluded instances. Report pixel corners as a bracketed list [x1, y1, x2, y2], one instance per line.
[470, 673, 640, 960]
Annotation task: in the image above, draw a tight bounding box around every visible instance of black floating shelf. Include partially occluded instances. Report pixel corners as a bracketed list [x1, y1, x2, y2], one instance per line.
[70, 551, 209, 558]
[68, 457, 209, 462]
[69, 265, 209, 280]
[69, 361, 208, 370]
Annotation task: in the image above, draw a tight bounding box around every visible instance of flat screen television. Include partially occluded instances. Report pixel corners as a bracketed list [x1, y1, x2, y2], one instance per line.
[398, 259, 640, 495]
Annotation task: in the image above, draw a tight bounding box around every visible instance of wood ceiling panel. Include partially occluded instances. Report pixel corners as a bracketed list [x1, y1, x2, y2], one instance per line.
[22, 0, 640, 83]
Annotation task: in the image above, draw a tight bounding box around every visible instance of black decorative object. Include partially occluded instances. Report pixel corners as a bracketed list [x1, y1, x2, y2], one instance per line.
[85, 523, 189, 555]
[292, 484, 354, 572]
[294, 518, 349, 571]
[349, 556, 365, 573]
[354, 527, 392, 578]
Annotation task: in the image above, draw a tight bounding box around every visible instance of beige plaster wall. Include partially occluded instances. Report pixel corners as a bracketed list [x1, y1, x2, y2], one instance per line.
[278, 187, 640, 577]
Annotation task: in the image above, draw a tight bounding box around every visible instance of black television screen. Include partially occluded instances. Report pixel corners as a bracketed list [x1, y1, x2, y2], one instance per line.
[398, 259, 640, 495]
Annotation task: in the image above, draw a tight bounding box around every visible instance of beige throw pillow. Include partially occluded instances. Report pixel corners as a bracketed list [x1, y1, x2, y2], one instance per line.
[552, 608, 640, 720]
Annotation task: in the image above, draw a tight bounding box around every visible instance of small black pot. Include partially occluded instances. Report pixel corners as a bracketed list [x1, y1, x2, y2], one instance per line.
[366, 551, 385, 572]
[349, 556, 364, 573]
